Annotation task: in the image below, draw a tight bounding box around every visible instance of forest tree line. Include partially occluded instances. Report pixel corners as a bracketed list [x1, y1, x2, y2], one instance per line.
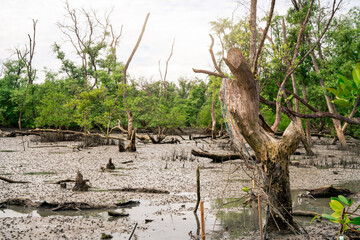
[0, 3, 359, 139]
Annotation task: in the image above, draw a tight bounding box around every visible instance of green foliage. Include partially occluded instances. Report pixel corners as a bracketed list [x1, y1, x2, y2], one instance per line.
[311, 195, 360, 237]
[327, 63, 360, 107]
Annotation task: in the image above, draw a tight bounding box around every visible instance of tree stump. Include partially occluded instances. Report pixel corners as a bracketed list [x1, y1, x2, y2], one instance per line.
[72, 171, 90, 192]
[126, 128, 136, 152]
[106, 158, 115, 170]
[119, 139, 126, 152]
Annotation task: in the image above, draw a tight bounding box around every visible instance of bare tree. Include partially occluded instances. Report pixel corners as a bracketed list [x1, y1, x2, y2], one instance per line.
[122, 12, 150, 140]
[15, 19, 38, 85]
[158, 38, 175, 102]
[57, 1, 114, 88]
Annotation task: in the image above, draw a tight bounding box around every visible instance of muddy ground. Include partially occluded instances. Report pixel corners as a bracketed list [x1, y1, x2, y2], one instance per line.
[0, 131, 359, 239]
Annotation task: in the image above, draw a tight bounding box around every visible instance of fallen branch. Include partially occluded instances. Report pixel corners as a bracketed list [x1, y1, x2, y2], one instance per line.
[108, 210, 129, 217]
[109, 187, 170, 194]
[292, 210, 317, 217]
[191, 149, 244, 163]
[191, 135, 212, 140]
[52, 178, 89, 184]
[0, 176, 30, 183]
[307, 185, 353, 198]
[11, 128, 127, 141]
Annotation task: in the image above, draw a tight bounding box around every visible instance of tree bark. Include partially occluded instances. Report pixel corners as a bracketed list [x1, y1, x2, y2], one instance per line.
[221, 48, 301, 232]
[301, 80, 312, 146]
[249, 0, 257, 70]
[211, 98, 216, 139]
[122, 13, 150, 140]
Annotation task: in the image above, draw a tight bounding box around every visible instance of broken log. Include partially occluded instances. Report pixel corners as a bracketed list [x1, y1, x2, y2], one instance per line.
[191, 149, 243, 163]
[0, 176, 30, 184]
[120, 160, 133, 164]
[115, 200, 140, 208]
[108, 210, 129, 217]
[109, 187, 169, 194]
[307, 185, 353, 198]
[191, 135, 212, 140]
[292, 210, 317, 217]
[72, 171, 90, 192]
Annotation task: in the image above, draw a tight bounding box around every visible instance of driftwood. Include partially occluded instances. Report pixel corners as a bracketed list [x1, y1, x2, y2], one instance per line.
[307, 185, 353, 198]
[0, 176, 30, 183]
[292, 210, 317, 217]
[191, 135, 212, 140]
[110, 187, 169, 194]
[72, 171, 90, 192]
[147, 133, 180, 144]
[116, 200, 140, 208]
[191, 149, 243, 163]
[120, 160, 134, 164]
[108, 210, 129, 217]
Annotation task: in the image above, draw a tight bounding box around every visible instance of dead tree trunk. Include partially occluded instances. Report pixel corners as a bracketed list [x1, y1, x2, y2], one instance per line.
[221, 48, 301, 232]
[126, 128, 136, 152]
[122, 13, 150, 140]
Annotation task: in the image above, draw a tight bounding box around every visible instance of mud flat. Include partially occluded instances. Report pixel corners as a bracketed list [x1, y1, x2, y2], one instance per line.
[0, 133, 359, 239]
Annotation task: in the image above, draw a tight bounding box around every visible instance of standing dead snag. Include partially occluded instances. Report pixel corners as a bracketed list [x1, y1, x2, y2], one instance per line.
[122, 13, 150, 140]
[220, 48, 302, 232]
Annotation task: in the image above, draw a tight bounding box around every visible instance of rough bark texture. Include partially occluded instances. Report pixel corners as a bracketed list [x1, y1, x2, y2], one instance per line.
[221, 48, 301, 232]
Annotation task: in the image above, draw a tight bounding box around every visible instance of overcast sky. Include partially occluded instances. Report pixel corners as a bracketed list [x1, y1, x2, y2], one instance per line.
[0, 0, 358, 83]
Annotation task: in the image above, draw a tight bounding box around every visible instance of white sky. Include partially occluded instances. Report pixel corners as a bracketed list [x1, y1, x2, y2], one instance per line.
[0, 0, 358, 83]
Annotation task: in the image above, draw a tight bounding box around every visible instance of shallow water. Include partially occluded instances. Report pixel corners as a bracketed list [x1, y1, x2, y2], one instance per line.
[3, 188, 356, 240]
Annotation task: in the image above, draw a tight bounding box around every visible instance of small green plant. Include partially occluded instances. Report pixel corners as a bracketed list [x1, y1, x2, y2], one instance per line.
[311, 195, 360, 238]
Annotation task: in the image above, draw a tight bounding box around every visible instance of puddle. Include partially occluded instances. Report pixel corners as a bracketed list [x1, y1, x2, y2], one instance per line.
[0, 200, 218, 239]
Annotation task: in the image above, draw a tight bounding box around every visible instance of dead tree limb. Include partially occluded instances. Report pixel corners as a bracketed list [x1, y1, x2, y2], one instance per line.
[0, 176, 30, 184]
[191, 149, 245, 163]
